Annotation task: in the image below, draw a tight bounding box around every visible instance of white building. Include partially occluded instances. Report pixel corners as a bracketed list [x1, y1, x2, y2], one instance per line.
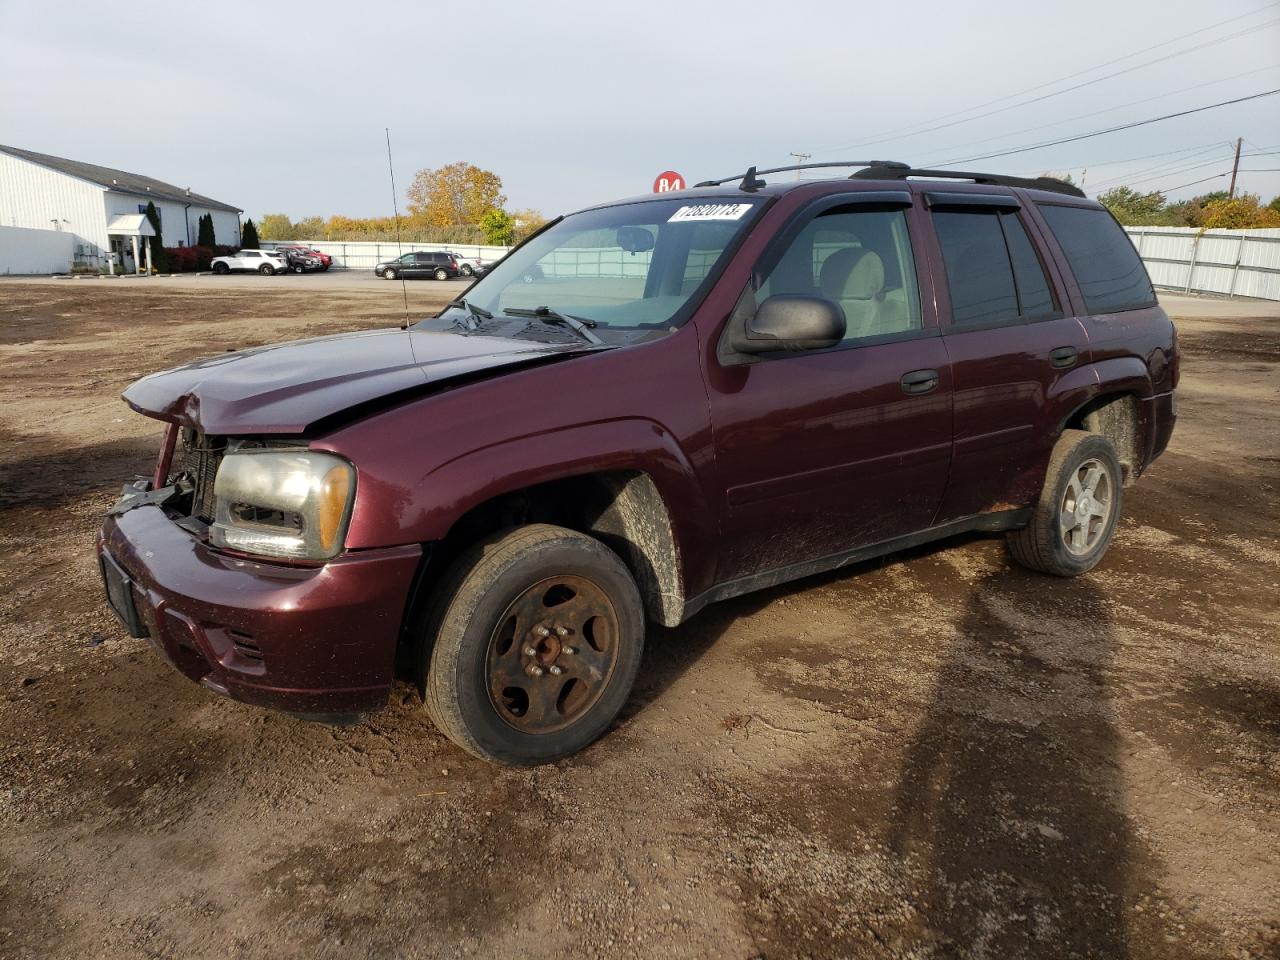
[0, 144, 241, 274]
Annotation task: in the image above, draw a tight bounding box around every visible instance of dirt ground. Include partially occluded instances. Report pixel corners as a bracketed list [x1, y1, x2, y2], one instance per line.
[0, 278, 1277, 960]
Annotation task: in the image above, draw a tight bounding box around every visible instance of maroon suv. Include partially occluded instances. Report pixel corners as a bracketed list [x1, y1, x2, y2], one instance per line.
[97, 161, 1177, 765]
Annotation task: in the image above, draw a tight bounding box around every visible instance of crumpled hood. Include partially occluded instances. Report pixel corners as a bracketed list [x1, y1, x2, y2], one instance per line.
[122, 327, 599, 435]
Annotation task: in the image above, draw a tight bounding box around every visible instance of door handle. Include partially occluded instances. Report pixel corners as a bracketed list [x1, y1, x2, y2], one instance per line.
[1049, 346, 1078, 369]
[900, 368, 940, 395]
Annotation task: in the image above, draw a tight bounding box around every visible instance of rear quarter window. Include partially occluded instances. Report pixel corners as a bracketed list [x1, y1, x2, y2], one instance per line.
[1038, 204, 1155, 314]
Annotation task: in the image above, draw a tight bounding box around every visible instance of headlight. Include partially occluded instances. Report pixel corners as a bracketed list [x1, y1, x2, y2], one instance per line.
[209, 450, 355, 560]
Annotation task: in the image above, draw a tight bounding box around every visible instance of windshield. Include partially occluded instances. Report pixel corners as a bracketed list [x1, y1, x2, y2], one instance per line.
[453, 196, 764, 330]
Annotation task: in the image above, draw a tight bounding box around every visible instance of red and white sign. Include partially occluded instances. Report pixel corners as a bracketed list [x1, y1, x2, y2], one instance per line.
[653, 171, 686, 193]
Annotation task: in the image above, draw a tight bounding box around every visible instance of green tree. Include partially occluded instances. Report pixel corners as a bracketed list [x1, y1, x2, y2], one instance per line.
[258, 213, 296, 241]
[480, 208, 515, 245]
[241, 218, 260, 249]
[143, 200, 167, 272]
[197, 213, 216, 247]
[1268, 195, 1280, 215]
[1097, 187, 1167, 226]
[406, 162, 506, 228]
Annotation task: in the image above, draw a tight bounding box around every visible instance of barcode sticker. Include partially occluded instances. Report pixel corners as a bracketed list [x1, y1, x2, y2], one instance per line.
[668, 203, 754, 222]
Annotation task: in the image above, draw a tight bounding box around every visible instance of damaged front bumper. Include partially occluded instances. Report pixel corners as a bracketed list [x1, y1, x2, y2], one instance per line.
[97, 494, 423, 717]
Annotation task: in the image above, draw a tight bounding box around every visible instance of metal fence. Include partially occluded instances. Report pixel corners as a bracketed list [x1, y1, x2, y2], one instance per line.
[262, 240, 512, 271]
[1125, 226, 1280, 301]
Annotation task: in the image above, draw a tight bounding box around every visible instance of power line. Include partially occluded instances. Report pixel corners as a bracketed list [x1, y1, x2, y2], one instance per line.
[939, 88, 1280, 166]
[1014, 140, 1228, 175]
[812, 5, 1280, 156]
[925, 66, 1279, 166]
[1083, 143, 1234, 190]
[1153, 173, 1230, 193]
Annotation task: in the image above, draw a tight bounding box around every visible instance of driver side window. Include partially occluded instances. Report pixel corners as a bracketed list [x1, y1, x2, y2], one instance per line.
[758, 207, 922, 343]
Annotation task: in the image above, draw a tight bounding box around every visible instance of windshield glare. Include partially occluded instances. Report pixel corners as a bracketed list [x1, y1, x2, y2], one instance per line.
[457, 197, 763, 329]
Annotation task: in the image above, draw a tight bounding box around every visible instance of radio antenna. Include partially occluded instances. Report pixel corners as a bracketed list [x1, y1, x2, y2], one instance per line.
[385, 127, 410, 330]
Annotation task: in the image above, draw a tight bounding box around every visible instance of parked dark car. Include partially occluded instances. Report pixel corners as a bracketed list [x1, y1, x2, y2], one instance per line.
[277, 247, 323, 273]
[98, 162, 1177, 765]
[276, 244, 332, 270]
[374, 251, 461, 281]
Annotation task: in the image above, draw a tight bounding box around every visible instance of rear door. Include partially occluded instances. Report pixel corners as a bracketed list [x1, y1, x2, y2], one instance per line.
[704, 194, 954, 583]
[924, 192, 1088, 520]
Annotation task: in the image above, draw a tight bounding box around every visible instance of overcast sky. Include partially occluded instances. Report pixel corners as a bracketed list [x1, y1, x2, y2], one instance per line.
[2, 0, 1277, 220]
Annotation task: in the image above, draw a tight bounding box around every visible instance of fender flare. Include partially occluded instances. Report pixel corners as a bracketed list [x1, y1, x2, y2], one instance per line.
[347, 417, 717, 606]
[1048, 356, 1152, 435]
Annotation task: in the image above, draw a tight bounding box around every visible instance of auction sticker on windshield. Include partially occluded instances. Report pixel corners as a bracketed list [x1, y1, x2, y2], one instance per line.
[668, 203, 754, 222]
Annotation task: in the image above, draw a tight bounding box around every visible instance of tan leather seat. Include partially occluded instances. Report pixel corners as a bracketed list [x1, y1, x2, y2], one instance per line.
[819, 248, 885, 339]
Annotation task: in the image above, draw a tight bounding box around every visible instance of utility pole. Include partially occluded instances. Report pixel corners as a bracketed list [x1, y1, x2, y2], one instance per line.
[1228, 136, 1243, 198]
[789, 151, 811, 180]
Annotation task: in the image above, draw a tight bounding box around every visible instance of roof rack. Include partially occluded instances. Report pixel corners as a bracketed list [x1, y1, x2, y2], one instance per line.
[695, 160, 910, 191]
[851, 165, 1085, 198]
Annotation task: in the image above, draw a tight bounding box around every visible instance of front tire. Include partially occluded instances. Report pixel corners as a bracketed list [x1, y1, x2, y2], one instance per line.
[422, 524, 645, 765]
[461, 264, 474, 277]
[382, 267, 398, 280]
[1007, 430, 1123, 576]
[212, 262, 229, 275]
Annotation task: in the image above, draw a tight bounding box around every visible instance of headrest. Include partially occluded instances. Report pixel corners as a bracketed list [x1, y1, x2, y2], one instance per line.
[820, 248, 885, 301]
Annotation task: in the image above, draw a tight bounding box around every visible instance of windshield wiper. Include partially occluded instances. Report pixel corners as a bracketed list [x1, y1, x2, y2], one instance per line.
[503, 306, 603, 345]
[446, 298, 493, 331]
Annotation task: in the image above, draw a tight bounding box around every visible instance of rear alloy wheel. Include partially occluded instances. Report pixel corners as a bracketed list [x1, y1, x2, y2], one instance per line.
[258, 263, 274, 276]
[383, 267, 398, 280]
[1008, 429, 1123, 576]
[422, 524, 644, 765]
[434, 268, 449, 281]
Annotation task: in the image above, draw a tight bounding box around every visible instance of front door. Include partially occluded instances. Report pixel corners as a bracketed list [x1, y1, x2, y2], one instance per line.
[705, 198, 954, 584]
[924, 196, 1090, 520]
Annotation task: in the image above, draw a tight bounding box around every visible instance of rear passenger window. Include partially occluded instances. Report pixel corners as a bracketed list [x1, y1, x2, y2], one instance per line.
[933, 210, 1019, 326]
[757, 207, 922, 343]
[1001, 213, 1057, 319]
[1038, 204, 1155, 313]
[933, 209, 1059, 326]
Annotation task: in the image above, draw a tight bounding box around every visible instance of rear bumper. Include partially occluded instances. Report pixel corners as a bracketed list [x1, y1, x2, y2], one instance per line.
[98, 505, 422, 715]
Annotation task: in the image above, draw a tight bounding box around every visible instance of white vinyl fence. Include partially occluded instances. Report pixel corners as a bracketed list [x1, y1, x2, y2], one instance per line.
[1125, 226, 1280, 301]
[262, 240, 510, 271]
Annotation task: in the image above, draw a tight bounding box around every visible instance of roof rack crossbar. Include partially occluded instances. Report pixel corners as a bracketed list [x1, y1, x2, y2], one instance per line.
[850, 165, 1085, 198]
[694, 160, 910, 189]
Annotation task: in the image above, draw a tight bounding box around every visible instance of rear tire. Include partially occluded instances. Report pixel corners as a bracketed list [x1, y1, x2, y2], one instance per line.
[1007, 430, 1123, 576]
[434, 268, 449, 281]
[258, 263, 274, 275]
[212, 262, 229, 275]
[422, 524, 645, 766]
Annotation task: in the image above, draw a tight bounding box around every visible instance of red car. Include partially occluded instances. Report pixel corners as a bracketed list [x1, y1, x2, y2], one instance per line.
[98, 161, 1176, 765]
[274, 244, 331, 270]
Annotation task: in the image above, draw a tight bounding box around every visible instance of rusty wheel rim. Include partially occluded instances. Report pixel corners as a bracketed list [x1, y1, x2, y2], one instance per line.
[485, 575, 620, 734]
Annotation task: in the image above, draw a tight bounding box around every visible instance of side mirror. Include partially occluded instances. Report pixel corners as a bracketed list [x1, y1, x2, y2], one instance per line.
[734, 295, 845, 353]
[616, 226, 655, 254]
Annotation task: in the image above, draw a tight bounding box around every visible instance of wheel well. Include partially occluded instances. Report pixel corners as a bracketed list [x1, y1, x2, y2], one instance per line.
[403, 470, 683, 661]
[1066, 393, 1141, 481]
